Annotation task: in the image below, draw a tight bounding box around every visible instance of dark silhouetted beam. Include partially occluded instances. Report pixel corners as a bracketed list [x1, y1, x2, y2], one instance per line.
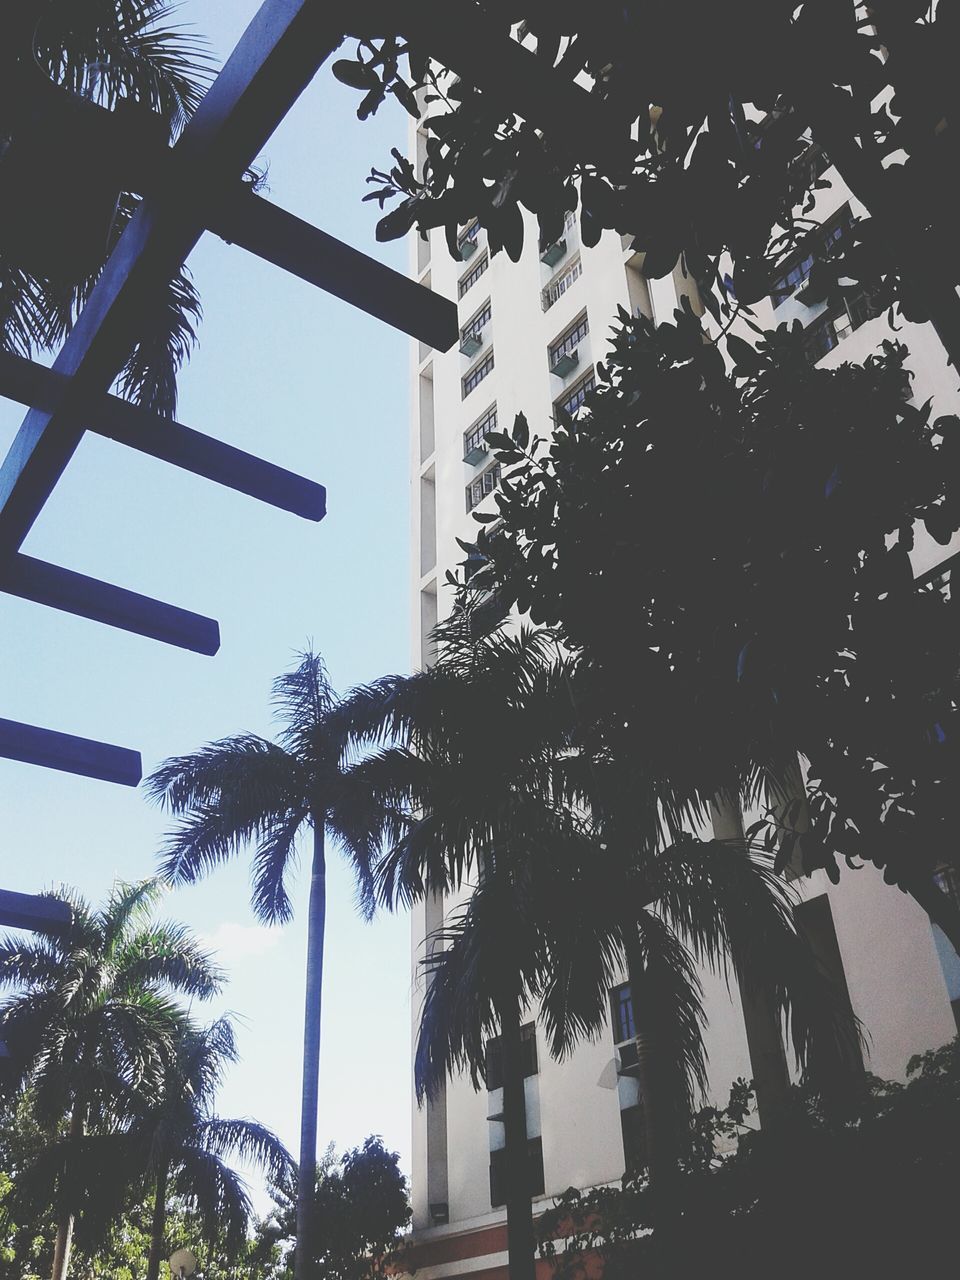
[0, 888, 72, 935]
[0, 0, 347, 556]
[211, 192, 458, 351]
[0, 718, 142, 786]
[0, 554, 220, 654]
[0, 352, 326, 521]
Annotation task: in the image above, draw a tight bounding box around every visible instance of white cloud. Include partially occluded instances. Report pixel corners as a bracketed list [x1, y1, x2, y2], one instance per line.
[201, 921, 283, 965]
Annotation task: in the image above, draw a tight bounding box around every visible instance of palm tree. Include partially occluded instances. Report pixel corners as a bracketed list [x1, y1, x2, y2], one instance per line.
[0, 879, 221, 1280]
[341, 601, 853, 1258]
[1, 1, 213, 413]
[130, 1015, 293, 1280]
[146, 653, 383, 1280]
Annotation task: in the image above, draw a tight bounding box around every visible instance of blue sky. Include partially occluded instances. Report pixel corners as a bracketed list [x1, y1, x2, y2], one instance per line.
[0, 1, 417, 1204]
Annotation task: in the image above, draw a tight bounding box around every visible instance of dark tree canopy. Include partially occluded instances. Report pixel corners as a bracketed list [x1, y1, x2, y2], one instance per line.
[346, 1, 960, 352]
[459, 310, 960, 935]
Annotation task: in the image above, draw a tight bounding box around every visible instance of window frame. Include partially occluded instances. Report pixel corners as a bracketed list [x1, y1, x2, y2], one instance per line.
[458, 251, 489, 299]
[549, 312, 589, 367]
[462, 349, 495, 399]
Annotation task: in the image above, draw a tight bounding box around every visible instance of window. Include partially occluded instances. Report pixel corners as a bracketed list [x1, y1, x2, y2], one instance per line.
[489, 1137, 545, 1207]
[542, 256, 582, 311]
[549, 313, 589, 371]
[610, 983, 636, 1046]
[800, 287, 882, 365]
[460, 299, 492, 349]
[464, 404, 497, 464]
[554, 369, 596, 419]
[459, 251, 489, 298]
[484, 1022, 538, 1091]
[466, 461, 501, 512]
[457, 220, 481, 260]
[770, 205, 855, 307]
[462, 350, 494, 399]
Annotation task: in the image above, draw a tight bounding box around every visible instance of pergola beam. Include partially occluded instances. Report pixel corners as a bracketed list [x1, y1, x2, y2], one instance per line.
[0, 717, 142, 786]
[211, 192, 457, 351]
[0, 888, 72, 935]
[0, 351, 327, 521]
[0, 0, 347, 557]
[0, 554, 221, 654]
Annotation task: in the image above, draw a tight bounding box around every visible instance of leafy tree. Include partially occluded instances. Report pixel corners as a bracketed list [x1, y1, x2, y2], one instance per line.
[0, 880, 221, 1280]
[258, 1137, 410, 1280]
[346, 2, 960, 365]
[0, 1, 213, 412]
[460, 309, 960, 954]
[127, 1016, 292, 1280]
[147, 653, 392, 1280]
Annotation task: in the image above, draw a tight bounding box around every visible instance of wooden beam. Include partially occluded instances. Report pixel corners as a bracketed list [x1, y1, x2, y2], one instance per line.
[0, 0, 347, 556]
[0, 351, 326, 521]
[0, 554, 221, 654]
[211, 192, 458, 351]
[0, 888, 72, 935]
[0, 718, 142, 786]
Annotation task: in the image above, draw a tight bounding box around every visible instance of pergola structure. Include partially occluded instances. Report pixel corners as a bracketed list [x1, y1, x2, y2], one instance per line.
[0, 0, 626, 787]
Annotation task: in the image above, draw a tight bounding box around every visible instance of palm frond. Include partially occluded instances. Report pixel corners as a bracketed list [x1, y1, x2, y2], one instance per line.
[272, 651, 337, 752]
[194, 1116, 293, 1185]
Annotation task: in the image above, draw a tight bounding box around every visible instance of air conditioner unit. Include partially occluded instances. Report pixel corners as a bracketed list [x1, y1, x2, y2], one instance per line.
[463, 438, 488, 466]
[540, 237, 567, 267]
[551, 348, 580, 378]
[459, 329, 484, 357]
[617, 1042, 641, 1076]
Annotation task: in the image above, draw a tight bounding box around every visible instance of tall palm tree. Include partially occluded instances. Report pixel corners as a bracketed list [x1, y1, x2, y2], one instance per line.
[146, 653, 383, 1280]
[1, 1, 213, 414]
[342, 601, 853, 1260]
[0, 878, 221, 1280]
[130, 1015, 293, 1280]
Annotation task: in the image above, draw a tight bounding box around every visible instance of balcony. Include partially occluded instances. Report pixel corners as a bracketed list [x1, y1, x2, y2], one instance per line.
[459, 329, 484, 358]
[550, 348, 580, 378]
[540, 237, 567, 267]
[458, 237, 478, 261]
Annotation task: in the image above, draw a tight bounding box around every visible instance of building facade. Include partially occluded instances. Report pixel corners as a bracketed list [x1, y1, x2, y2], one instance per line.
[407, 123, 960, 1280]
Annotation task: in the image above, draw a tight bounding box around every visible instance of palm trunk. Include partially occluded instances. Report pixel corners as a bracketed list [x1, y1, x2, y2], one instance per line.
[294, 823, 326, 1280]
[51, 1104, 84, 1280]
[624, 937, 680, 1208]
[145, 1162, 169, 1280]
[499, 999, 536, 1280]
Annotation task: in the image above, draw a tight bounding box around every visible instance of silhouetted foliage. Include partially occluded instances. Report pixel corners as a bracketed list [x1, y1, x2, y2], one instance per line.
[348, 3, 960, 356]
[537, 1037, 960, 1280]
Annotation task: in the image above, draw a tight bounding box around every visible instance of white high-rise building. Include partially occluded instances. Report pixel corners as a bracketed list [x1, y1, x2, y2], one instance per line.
[406, 121, 960, 1280]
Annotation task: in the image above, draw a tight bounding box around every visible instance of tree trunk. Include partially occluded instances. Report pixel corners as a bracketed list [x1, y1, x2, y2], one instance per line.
[294, 823, 326, 1280]
[499, 1000, 536, 1280]
[145, 1161, 169, 1280]
[51, 1104, 84, 1280]
[624, 935, 683, 1213]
